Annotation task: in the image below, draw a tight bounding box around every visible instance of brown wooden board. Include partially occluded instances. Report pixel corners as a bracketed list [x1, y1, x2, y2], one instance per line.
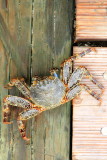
[0, 0, 73, 160]
[72, 47, 107, 160]
[75, 0, 107, 41]
[31, 0, 72, 159]
[0, 1, 32, 160]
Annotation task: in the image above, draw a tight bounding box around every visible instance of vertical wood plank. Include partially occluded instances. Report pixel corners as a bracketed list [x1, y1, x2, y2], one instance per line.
[0, 40, 10, 160]
[0, 1, 13, 160]
[72, 47, 107, 160]
[9, 1, 32, 160]
[0, 0, 32, 160]
[31, 0, 72, 160]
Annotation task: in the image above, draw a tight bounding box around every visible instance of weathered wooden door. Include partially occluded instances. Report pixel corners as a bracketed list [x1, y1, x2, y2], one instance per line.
[0, 1, 73, 160]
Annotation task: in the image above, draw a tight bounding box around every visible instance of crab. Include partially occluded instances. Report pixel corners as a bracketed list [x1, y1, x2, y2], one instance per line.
[3, 48, 104, 141]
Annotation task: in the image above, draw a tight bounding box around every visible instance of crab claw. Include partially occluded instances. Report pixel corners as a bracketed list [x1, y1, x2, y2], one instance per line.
[17, 118, 30, 141]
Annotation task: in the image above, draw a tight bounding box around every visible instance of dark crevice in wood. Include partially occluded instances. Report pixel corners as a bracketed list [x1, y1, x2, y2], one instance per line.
[5, 0, 8, 9]
[69, 0, 76, 159]
[31, 0, 34, 80]
[44, 127, 46, 160]
[31, 0, 35, 160]
[69, 0, 76, 53]
[74, 41, 107, 47]
[0, 93, 2, 148]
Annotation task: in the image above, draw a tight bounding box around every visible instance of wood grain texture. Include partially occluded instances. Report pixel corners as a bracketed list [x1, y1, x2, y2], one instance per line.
[9, 1, 32, 160]
[0, 1, 32, 160]
[31, 0, 72, 160]
[72, 47, 107, 160]
[0, 2, 14, 160]
[0, 0, 73, 160]
[75, 0, 107, 41]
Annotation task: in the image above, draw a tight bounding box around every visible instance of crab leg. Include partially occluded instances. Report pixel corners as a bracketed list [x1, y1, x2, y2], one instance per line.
[82, 84, 102, 102]
[3, 104, 11, 124]
[68, 66, 104, 93]
[85, 67, 104, 91]
[3, 95, 36, 123]
[70, 48, 96, 61]
[5, 78, 31, 99]
[17, 108, 44, 141]
[60, 48, 95, 84]
[60, 61, 72, 84]
[65, 84, 102, 104]
[62, 48, 95, 64]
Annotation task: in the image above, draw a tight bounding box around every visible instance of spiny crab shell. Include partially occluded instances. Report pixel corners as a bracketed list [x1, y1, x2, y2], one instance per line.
[3, 48, 104, 141]
[30, 76, 66, 109]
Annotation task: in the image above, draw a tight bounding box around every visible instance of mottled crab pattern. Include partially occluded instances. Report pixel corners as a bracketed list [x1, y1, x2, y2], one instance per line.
[3, 48, 104, 141]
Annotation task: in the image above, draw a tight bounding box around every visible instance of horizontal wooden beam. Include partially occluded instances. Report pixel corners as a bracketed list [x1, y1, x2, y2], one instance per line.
[75, 0, 107, 41]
